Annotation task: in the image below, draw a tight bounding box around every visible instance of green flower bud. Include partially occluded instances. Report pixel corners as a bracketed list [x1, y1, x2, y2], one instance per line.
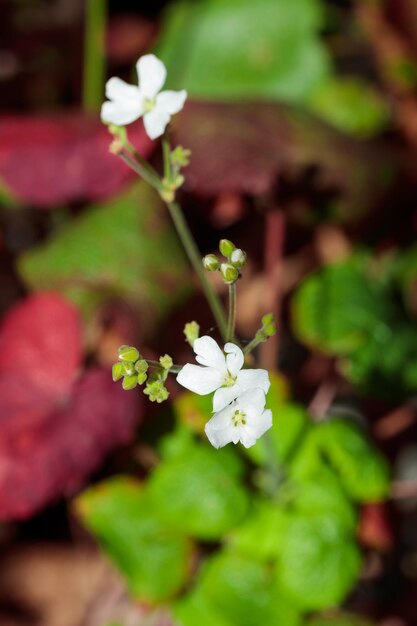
[202, 254, 220, 272]
[122, 375, 138, 390]
[220, 262, 239, 284]
[118, 345, 140, 363]
[262, 313, 276, 336]
[135, 360, 149, 374]
[144, 380, 169, 402]
[171, 146, 191, 168]
[137, 372, 147, 385]
[184, 321, 200, 347]
[230, 248, 247, 268]
[112, 362, 124, 382]
[121, 362, 136, 377]
[160, 354, 173, 370]
[219, 239, 236, 258]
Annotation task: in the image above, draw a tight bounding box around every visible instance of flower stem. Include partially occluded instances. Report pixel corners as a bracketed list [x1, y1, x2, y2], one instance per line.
[162, 135, 172, 182]
[243, 335, 263, 355]
[166, 200, 228, 341]
[119, 150, 162, 191]
[123, 139, 161, 183]
[226, 283, 237, 342]
[145, 359, 182, 374]
[82, 0, 107, 113]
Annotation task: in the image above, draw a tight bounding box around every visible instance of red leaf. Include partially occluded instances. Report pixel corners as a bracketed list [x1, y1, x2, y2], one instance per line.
[0, 369, 139, 520]
[0, 293, 82, 404]
[0, 112, 154, 208]
[0, 294, 141, 520]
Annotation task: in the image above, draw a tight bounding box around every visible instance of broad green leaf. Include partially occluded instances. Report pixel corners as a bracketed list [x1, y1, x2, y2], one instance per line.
[309, 78, 390, 138]
[172, 590, 233, 626]
[157, 0, 331, 103]
[291, 258, 391, 355]
[75, 477, 192, 602]
[277, 515, 361, 610]
[199, 551, 301, 626]
[17, 182, 189, 320]
[316, 419, 390, 502]
[227, 499, 290, 561]
[290, 467, 358, 532]
[147, 443, 249, 540]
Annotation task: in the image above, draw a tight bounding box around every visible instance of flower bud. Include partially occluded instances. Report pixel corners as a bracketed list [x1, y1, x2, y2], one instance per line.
[184, 321, 200, 347]
[137, 372, 147, 385]
[219, 239, 235, 258]
[220, 262, 239, 284]
[230, 248, 247, 268]
[118, 345, 140, 362]
[122, 375, 138, 390]
[112, 362, 124, 382]
[202, 254, 220, 272]
[121, 362, 135, 377]
[160, 354, 173, 370]
[135, 360, 149, 374]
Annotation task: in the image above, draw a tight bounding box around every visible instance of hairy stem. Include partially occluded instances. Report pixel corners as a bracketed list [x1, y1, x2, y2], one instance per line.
[226, 283, 237, 342]
[167, 201, 228, 341]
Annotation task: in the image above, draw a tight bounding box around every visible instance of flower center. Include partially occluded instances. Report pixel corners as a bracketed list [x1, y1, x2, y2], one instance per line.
[223, 372, 237, 387]
[144, 98, 155, 113]
[232, 410, 246, 427]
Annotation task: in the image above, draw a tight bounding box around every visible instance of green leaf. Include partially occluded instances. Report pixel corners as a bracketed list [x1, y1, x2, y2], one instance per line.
[17, 182, 189, 320]
[227, 499, 290, 561]
[157, 0, 331, 103]
[316, 419, 390, 502]
[172, 590, 233, 626]
[75, 477, 192, 602]
[290, 467, 358, 532]
[291, 258, 391, 356]
[198, 551, 301, 626]
[309, 78, 390, 138]
[147, 443, 249, 540]
[277, 515, 361, 610]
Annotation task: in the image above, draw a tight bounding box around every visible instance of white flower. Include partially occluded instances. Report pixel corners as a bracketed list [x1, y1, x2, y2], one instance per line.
[101, 54, 187, 140]
[176, 335, 270, 412]
[205, 388, 273, 449]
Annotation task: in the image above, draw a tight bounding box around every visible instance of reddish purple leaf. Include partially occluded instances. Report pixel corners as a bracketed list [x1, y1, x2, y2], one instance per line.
[0, 292, 82, 403]
[0, 113, 154, 208]
[0, 294, 141, 520]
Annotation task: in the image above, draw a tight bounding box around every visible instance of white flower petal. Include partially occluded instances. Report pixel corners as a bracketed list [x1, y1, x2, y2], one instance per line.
[205, 406, 237, 448]
[236, 368, 270, 395]
[105, 77, 142, 104]
[241, 409, 273, 448]
[213, 384, 242, 412]
[136, 54, 167, 100]
[193, 336, 226, 371]
[176, 364, 223, 395]
[156, 90, 187, 115]
[143, 106, 170, 139]
[101, 100, 144, 126]
[224, 342, 244, 376]
[237, 388, 266, 416]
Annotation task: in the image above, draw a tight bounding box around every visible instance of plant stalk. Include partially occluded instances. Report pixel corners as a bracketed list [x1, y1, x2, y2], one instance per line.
[226, 283, 237, 342]
[83, 0, 107, 113]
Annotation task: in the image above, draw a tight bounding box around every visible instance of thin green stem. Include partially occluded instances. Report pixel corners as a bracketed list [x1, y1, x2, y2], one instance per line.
[83, 0, 107, 113]
[243, 335, 263, 355]
[123, 139, 161, 182]
[167, 201, 228, 341]
[227, 283, 237, 342]
[162, 135, 172, 182]
[119, 151, 162, 190]
[145, 359, 182, 374]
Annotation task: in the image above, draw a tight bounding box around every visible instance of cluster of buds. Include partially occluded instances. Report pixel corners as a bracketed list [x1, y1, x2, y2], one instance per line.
[112, 346, 173, 402]
[202, 239, 247, 284]
[160, 145, 191, 203]
[255, 313, 277, 343]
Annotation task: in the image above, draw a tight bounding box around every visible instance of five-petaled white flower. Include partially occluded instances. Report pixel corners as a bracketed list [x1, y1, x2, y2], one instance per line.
[176, 335, 270, 412]
[101, 54, 187, 140]
[205, 388, 272, 449]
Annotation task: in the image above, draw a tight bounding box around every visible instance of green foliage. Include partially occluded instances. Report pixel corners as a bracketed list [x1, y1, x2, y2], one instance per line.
[292, 255, 417, 397]
[277, 515, 361, 610]
[17, 182, 189, 321]
[157, 0, 331, 103]
[147, 441, 249, 540]
[309, 78, 390, 138]
[75, 477, 192, 602]
[197, 551, 301, 626]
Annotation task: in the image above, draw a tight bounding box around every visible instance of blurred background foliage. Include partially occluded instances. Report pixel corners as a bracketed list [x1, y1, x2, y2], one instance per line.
[1, 0, 417, 625]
